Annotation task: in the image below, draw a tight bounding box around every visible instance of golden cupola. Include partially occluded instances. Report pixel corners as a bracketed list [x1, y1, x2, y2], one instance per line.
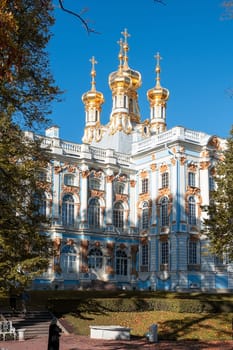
[108, 29, 142, 135]
[82, 57, 104, 144]
[147, 53, 169, 134]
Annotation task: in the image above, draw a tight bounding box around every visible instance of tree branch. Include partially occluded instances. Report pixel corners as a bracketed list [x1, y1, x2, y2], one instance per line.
[58, 0, 97, 34]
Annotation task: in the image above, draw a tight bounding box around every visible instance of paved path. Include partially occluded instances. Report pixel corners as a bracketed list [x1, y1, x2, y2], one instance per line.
[1, 334, 233, 350]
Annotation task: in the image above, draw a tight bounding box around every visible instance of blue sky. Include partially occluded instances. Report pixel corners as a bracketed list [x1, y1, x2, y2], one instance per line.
[48, 0, 233, 143]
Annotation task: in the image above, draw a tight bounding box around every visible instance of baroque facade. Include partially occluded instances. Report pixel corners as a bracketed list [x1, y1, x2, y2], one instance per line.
[32, 29, 232, 291]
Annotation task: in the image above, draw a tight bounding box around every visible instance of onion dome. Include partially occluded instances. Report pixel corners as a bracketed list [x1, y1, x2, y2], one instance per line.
[109, 29, 141, 91]
[82, 56, 104, 108]
[147, 52, 169, 103]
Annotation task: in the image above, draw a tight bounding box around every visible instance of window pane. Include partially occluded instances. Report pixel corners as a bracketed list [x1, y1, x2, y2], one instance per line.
[188, 197, 196, 225]
[88, 198, 100, 227]
[116, 250, 127, 275]
[188, 172, 195, 187]
[113, 202, 124, 228]
[161, 241, 168, 265]
[161, 197, 169, 226]
[161, 173, 169, 188]
[189, 241, 197, 264]
[62, 194, 74, 226]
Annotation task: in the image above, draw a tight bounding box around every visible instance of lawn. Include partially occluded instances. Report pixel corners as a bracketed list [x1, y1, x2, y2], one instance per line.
[63, 311, 233, 341]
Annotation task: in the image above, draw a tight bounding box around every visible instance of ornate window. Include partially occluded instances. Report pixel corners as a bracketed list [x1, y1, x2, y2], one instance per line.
[142, 201, 149, 229]
[88, 248, 103, 269]
[188, 196, 196, 225]
[88, 198, 100, 228]
[116, 250, 128, 275]
[62, 194, 74, 226]
[113, 202, 124, 229]
[161, 172, 169, 188]
[60, 244, 77, 273]
[161, 197, 169, 226]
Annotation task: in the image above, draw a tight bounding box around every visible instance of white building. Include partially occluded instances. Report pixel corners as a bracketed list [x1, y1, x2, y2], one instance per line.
[33, 30, 232, 291]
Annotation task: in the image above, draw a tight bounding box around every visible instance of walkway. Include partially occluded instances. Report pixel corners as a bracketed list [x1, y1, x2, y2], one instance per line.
[1, 334, 233, 350]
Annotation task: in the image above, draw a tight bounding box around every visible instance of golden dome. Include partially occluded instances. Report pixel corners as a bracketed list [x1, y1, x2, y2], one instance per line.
[109, 29, 141, 91]
[82, 56, 104, 106]
[147, 52, 169, 103]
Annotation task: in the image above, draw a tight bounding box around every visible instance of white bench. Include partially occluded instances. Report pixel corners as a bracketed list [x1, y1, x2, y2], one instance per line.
[90, 325, 131, 340]
[0, 320, 17, 341]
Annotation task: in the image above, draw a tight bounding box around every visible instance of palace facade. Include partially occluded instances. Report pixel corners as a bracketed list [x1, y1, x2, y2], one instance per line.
[32, 29, 232, 291]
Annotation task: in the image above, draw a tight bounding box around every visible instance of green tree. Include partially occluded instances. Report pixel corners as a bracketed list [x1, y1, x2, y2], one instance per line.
[0, 116, 53, 292]
[0, 0, 60, 293]
[204, 125, 233, 260]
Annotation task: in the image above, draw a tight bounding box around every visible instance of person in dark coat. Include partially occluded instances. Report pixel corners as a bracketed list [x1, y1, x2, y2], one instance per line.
[48, 318, 62, 350]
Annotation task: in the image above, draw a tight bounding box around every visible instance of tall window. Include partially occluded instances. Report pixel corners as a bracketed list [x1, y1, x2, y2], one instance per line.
[142, 201, 149, 229]
[161, 197, 169, 226]
[188, 240, 197, 264]
[161, 241, 169, 265]
[188, 196, 196, 225]
[209, 176, 215, 191]
[141, 178, 149, 194]
[88, 198, 100, 228]
[142, 244, 149, 266]
[62, 194, 74, 226]
[116, 250, 128, 275]
[34, 192, 46, 216]
[64, 174, 74, 186]
[188, 172, 196, 187]
[88, 248, 103, 269]
[115, 181, 125, 194]
[113, 202, 124, 229]
[161, 172, 169, 188]
[60, 245, 77, 273]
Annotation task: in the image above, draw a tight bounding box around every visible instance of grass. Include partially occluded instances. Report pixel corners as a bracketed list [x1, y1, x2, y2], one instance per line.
[63, 311, 233, 341]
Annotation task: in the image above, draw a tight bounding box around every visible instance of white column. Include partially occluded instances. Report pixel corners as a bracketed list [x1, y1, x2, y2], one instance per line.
[105, 175, 113, 225]
[52, 161, 61, 224]
[129, 177, 137, 229]
[150, 163, 157, 226]
[80, 168, 89, 224]
[200, 161, 210, 221]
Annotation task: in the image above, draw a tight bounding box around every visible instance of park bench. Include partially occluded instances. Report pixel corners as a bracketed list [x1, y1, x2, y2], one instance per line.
[0, 320, 17, 341]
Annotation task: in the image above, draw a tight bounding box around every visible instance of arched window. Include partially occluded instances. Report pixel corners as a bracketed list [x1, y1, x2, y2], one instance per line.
[88, 248, 103, 269]
[116, 250, 128, 275]
[60, 244, 77, 273]
[88, 198, 100, 228]
[161, 197, 169, 226]
[142, 201, 149, 229]
[188, 196, 196, 225]
[113, 202, 124, 229]
[62, 194, 74, 226]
